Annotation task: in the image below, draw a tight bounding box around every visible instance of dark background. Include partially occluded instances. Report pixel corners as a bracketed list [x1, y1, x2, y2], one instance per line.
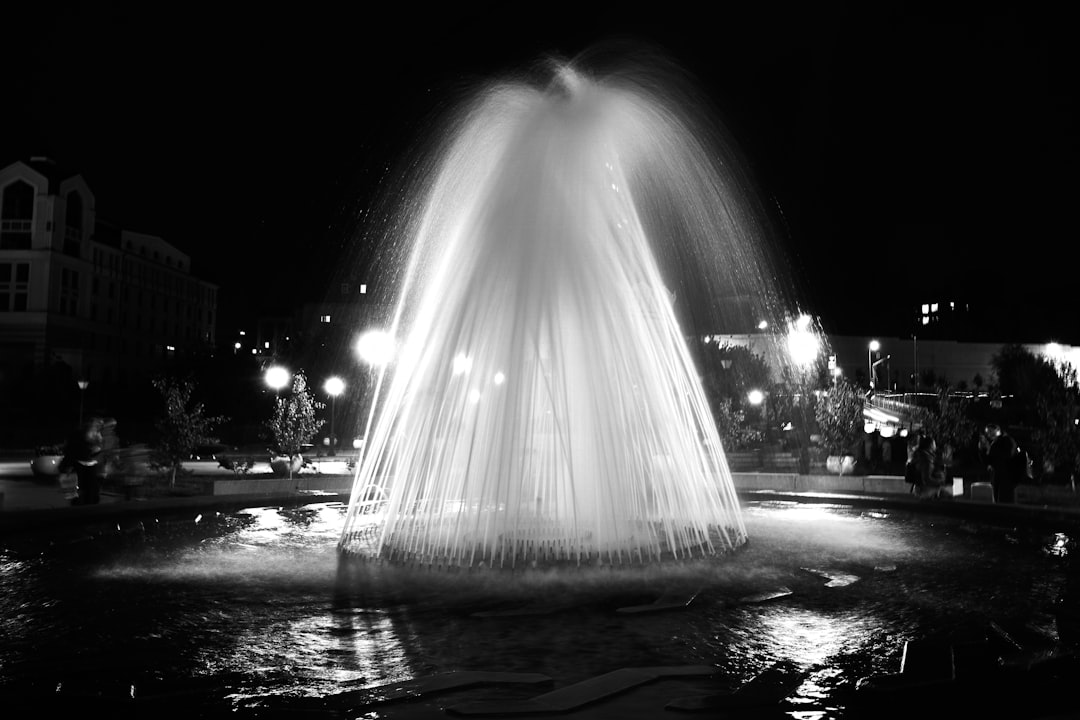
[5, 3, 1077, 342]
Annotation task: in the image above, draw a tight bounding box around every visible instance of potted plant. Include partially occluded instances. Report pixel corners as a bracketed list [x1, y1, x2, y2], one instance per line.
[266, 371, 325, 480]
[813, 378, 865, 475]
[31, 443, 66, 479]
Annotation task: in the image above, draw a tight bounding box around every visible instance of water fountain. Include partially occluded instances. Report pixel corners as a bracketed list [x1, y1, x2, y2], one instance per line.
[339, 53, 809, 568]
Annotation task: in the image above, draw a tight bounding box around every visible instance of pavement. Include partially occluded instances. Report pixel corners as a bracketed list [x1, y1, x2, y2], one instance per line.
[6, 452, 1080, 533]
[0, 455, 353, 534]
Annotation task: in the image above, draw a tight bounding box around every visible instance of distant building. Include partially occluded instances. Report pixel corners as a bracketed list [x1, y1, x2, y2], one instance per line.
[0, 157, 218, 406]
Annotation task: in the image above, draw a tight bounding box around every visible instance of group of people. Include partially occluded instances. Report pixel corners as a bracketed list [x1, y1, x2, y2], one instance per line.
[905, 422, 1025, 502]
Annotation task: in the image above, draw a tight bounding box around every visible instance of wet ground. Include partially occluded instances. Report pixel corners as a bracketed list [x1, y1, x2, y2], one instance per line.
[3, 497, 1080, 718]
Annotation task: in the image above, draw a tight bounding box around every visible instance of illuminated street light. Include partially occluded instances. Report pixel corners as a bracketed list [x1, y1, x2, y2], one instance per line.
[787, 314, 820, 368]
[748, 388, 768, 442]
[868, 339, 880, 389]
[355, 330, 396, 367]
[323, 376, 345, 454]
[265, 365, 290, 395]
[77, 379, 89, 425]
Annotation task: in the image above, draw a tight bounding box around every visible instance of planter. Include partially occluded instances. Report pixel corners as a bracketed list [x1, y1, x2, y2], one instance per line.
[30, 455, 63, 479]
[270, 455, 304, 477]
[826, 454, 857, 476]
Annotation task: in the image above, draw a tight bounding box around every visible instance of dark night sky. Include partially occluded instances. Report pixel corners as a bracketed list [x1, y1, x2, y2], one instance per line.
[5, 3, 1078, 342]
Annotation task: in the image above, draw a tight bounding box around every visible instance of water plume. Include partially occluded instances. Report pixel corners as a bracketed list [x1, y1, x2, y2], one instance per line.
[340, 52, 803, 569]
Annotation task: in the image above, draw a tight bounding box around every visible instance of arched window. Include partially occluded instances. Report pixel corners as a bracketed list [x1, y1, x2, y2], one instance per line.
[64, 191, 83, 255]
[1, 180, 34, 249]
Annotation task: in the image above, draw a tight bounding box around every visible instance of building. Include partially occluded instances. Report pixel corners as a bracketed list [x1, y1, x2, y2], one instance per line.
[0, 158, 218, 434]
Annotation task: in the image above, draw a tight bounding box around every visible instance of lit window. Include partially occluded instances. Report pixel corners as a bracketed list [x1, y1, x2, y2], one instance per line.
[922, 317, 930, 325]
[264, 342, 270, 349]
[921, 304, 929, 314]
[359, 284, 367, 294]
[320, 315, 331, 323]
[930, 303, 938, 313]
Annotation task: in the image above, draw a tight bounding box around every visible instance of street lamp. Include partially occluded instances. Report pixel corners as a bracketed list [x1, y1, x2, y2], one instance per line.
[77, 379, 89, 425]
[265, 365, 290, 396]
[323, 376, 345, 455]
[868, 339, 880, 389]
[748, 388, 767, 442]
[787, 314, 820, 369]
[355, 330, 395, 367]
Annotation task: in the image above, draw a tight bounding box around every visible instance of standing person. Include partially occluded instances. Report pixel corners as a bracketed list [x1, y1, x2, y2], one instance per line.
[59, 418, 105, 505]
[984, 423, 1018, 503]
[912, 435, 948, 499]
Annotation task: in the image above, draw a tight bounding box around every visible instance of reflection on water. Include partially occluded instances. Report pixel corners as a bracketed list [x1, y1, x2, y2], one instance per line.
[0, 500, 1075, 715]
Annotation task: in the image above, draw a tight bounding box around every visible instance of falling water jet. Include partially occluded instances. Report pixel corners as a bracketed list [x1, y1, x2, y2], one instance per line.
[339, 52, 805, 569]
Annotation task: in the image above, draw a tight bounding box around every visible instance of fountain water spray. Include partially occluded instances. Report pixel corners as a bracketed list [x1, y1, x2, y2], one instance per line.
[340, 55, 805, 568]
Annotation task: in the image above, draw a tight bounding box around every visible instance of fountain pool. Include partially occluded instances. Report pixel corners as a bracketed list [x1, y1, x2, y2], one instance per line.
[2, 498, 1078, 718]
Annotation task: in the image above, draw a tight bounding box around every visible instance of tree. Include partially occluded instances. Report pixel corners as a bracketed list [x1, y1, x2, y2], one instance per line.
[149, 376, 227, 488]
[265, 370, 325, 479]
[813, 377, 865, 456]
[919, 387, 980, 471]
[699, 344, 773, 409]
[1031, 360, 1080, 484]
[713, 396, 763, 451]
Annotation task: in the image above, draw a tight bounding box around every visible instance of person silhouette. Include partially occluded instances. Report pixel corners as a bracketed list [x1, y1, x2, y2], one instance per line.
[59, 418, 105, 505]
[984, 423, 1018, 503]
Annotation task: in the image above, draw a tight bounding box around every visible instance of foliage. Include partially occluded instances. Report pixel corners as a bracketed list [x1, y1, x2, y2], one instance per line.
[1030, 361, 1080, 482]
[265, 371, 326, 463]
[987, 345, 1080, 482]
[149, 376, 228, 488]
[918, 387, 981, 466]
[35, 443, 65, 456]
[992, 344, 1060, 400]
[813, 377, 865, 455]
[699, 343, 772, 413]
[713, 396, 763, 451]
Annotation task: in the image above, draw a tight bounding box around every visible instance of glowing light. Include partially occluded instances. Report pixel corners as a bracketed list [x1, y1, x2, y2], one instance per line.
[324, 376, 345, 397]
[493, 371, 506, 385]
[452, 353, 472, 375]
[356, 330, 396, 367]
[468, 389, 481, 404]
[787, 315, 821, 367]
[748, 389, 765, 405]
[264, 365, 290, 391]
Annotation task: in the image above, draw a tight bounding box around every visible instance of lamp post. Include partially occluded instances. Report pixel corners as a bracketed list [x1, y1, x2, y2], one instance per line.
[868, 339, 880, 389]
[323, 376, 345, 455]
[912, 334, 919, 392]
[77, 380, 89, 425]
[748, 388, 767, 442]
